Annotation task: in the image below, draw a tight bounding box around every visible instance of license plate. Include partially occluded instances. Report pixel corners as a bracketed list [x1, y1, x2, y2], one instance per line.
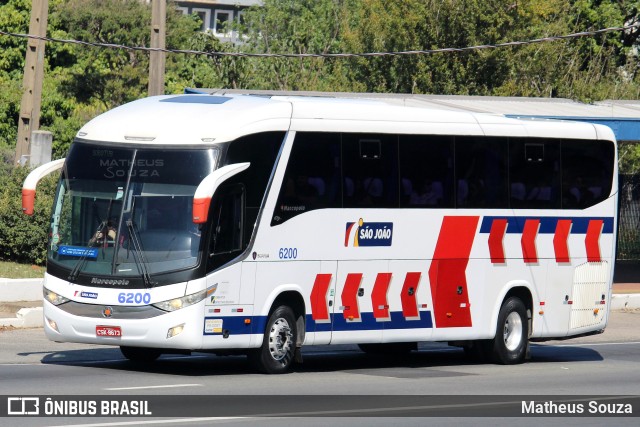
[96, 325, 122, 337]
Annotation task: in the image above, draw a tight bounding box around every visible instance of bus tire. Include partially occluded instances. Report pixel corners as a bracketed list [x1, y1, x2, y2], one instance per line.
[249, 305, 297, 374]
[487, 297, 529, 364]
[120, 346, 161, 363]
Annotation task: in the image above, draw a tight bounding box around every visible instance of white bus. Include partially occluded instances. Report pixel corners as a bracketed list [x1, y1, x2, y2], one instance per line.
[23, 94, 618, 373]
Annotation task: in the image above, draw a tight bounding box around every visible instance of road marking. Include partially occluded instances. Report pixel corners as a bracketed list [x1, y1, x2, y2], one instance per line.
[104, 384, 202, 391]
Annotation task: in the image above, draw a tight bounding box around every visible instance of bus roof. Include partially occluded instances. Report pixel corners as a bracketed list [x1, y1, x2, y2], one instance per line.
[76, 94, 615, 146]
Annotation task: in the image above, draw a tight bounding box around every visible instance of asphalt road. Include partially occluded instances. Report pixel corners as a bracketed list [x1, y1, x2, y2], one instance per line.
[0, 310, 638, 427]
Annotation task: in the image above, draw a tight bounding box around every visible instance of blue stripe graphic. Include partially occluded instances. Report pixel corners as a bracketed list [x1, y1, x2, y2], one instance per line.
[309, 311, 433, 332]
[203, 311, 433, 336]
[479, 216, 614, 234]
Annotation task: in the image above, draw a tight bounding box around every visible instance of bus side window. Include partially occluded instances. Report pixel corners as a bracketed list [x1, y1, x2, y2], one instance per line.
[342, 133, 398, 208]
[399, 135, 454, 208]
[561, 139, 614, 209]
[509, 138, 560, 209]
[456, 136, 509, 208]
[271, 132, 341, 225]
[208, 184, 244, 271]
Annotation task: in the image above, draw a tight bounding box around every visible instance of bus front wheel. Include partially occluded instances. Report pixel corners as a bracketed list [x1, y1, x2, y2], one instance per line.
[487, 297, 529, 364]
[249, 305, 297, 374]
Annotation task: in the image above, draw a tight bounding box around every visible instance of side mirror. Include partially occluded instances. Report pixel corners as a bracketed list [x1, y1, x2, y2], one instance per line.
[22, 158, 66, 215]
[192, 162, 250, 224]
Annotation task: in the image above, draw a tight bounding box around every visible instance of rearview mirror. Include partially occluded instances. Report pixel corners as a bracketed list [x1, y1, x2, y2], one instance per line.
[192, 162, 250, 224]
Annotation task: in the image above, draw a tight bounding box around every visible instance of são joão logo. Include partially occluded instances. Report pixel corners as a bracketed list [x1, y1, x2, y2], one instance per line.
[345, 218, 393, 247]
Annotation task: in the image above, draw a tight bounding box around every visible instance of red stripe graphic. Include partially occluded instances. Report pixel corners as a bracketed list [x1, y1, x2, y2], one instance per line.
[428, 216, 479, 328]
[488, 218, 508, 264]
[585, 219, 604, 262]
[341, 273, 362, 320]
[553, 219, 572, 263]
[310, 274, 332, 322]
[400, 272, 421, 319]
[521, 219, 540, 263]
[371, 273, 392, 320]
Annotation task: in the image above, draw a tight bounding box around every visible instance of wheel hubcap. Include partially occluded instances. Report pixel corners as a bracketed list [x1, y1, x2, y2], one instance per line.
[268, 317, 293, 361]
[503, 312, 523, 351]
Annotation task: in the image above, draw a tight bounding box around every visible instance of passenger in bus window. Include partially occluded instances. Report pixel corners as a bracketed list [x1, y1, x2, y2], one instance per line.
[527, 179, 551, 203]
[409, 178, 441, 206]
[511, 181, 526, 203]
[457, 179, 469, 206]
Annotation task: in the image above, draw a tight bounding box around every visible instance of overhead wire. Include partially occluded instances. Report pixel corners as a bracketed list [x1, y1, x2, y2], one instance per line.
[0, 22, 639, 59]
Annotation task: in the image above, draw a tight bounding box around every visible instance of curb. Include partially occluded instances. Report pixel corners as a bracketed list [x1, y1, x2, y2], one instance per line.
[1, 278, 638, 329]
[0, 307, 43, 328]
[611, 293, 640, 311]
[0, 278, 44, 328]
[0, 278, 43, 302]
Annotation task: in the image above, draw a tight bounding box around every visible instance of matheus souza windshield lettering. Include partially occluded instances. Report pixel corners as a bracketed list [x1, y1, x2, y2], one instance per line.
[49, 143, 218, 286]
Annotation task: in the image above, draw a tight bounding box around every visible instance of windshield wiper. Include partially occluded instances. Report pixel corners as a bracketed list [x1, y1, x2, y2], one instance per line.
[126, 219, 155, 288]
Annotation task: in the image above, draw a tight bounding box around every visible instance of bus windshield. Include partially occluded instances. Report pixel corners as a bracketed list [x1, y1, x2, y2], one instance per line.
[48, 142, 218, 281]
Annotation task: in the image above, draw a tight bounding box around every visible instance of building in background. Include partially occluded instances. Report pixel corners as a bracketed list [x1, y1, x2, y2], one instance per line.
[175, 1, 261, 43]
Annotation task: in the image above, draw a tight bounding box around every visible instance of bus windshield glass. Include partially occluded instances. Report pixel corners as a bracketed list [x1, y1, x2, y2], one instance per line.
[48, 142, 218, 280]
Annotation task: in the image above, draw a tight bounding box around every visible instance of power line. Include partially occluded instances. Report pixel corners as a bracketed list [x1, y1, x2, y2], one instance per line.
[0, 22, 639, 59]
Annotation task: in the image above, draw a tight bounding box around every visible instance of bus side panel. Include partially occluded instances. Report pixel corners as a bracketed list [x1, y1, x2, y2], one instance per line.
[252, 260, 321, 343]
[331, 260, 387, 345]
[382, 260, 434, 343]
[202, 263, 254, 349]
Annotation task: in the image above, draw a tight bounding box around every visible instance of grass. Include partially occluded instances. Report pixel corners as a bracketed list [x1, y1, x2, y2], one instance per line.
[0, 260, 45, 279]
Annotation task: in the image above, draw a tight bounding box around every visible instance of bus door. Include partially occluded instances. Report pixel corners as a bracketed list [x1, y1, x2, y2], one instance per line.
[206, 184, 246, 309]
[308, 261, 337, 346]
[384, 261, 433, 341]
[330, 260, 386, 344]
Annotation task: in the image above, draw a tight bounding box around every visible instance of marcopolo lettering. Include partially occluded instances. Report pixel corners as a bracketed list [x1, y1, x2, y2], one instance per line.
[90, 278, 130, 286]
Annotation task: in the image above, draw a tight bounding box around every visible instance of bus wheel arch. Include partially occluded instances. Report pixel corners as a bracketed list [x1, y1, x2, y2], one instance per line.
[249, 290, 305, 374]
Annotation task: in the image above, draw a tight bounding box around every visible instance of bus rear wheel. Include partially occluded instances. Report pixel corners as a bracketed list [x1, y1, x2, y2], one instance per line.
[120, 346, 162, 363]
[249, 305, 297, 374]
[486, 297, 529, 364]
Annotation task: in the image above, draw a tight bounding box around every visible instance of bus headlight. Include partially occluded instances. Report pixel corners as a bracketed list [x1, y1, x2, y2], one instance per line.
[152, 289, 208, 312]
[43, 288, 70, 306]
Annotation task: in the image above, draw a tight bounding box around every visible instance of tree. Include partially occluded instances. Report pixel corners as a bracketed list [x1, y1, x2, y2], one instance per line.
[239, 0, 360, 91]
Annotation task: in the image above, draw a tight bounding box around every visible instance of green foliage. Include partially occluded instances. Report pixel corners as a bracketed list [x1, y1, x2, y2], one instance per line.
[0, 164, 57, 265]
[50, 0, 152, 108]
[0, 0, 30, 79]
[619, 142, 640, 175]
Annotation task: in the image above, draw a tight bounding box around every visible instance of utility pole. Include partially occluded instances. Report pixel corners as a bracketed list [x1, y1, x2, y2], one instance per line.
[15, 0, 49, 165]
[148, 0, 166, 96]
